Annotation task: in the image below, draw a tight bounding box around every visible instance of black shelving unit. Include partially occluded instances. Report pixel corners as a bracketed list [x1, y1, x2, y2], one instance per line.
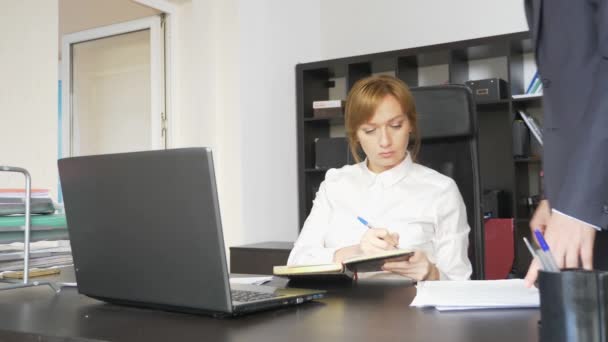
[295, 31, 543, 277]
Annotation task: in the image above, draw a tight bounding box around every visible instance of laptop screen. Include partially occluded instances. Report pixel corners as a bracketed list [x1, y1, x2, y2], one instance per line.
[59, 148, 233, 313]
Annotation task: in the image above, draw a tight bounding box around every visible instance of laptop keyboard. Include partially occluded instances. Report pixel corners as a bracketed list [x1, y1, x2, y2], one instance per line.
[231, 289, 280, 303]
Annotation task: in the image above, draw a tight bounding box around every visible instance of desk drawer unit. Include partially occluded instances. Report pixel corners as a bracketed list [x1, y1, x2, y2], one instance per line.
[229, 242, 293, 275]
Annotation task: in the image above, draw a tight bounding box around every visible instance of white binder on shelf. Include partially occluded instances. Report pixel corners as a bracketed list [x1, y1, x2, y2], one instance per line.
[517, 110, 543, 146]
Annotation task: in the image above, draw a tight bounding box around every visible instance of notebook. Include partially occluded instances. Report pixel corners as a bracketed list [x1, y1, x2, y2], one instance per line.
[274, 249, 413, 280]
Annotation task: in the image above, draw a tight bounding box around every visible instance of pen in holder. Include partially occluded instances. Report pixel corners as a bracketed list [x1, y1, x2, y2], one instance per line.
[538, 269, 608, 342]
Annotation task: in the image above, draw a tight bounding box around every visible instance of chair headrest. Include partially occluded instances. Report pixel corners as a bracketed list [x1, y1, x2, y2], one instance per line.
[410, 85, 476, 140]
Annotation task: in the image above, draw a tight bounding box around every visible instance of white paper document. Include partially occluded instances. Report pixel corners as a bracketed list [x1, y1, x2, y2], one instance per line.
[410, 279, 539, 311]
[229, 276, 273, 286]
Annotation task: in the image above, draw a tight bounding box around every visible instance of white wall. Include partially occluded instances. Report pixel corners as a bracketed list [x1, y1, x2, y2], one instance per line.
[172, 0, 244, 254]
[319, 0, 528, 60]
[173, 0, 322, 253]
[238, 0, 321, 244]
[0, 0, 59, 197]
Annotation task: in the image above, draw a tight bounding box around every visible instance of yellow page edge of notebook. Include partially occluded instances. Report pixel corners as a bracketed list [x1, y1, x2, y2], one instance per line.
[273, 263, 344, 276]
[273, 249, 413, 276]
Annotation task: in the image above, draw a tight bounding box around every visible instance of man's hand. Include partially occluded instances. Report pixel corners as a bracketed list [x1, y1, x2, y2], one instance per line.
[524, 211, 596, 287]
[531, 200, 551, 235]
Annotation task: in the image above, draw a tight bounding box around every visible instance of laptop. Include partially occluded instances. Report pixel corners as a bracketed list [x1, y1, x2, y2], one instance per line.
[58, 147, 325, 317]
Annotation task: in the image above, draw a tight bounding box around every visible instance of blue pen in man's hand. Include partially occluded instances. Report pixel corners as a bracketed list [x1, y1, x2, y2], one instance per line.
[533, 228, 560, 272]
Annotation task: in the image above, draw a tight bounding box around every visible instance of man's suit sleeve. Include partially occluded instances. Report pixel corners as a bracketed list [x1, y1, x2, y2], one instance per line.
[599, 0, 608, 57]
[552, 0, 608, 230]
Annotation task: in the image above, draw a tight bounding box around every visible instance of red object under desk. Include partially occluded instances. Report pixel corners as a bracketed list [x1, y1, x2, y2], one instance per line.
[484, 218, 514, 280]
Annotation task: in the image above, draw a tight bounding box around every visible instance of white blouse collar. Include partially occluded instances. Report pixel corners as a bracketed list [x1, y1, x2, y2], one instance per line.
[359, 153, 413, 188]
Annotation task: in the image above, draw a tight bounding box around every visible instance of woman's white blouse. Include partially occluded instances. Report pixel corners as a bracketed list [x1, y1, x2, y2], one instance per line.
[288, 154, 473, 280]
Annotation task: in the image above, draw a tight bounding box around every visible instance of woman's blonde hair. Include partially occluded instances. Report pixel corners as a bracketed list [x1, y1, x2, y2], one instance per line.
[344, 75, 420, 163]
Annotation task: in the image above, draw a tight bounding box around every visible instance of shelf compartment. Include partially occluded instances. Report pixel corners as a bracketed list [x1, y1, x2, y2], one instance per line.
[303, 115, 344, 124]
[475, 99, 511, 109]
[304, 168, 329, 173]
[514, 156, 541, 163]
[511, 95, 543, 109]
[347, 62, 372, 91]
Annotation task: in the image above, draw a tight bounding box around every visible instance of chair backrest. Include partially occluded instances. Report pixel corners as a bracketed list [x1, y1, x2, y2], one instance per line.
[410, 85, 485, 280]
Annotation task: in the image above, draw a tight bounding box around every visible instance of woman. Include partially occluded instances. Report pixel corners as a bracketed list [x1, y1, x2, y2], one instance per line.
[288, 75, 472, 281]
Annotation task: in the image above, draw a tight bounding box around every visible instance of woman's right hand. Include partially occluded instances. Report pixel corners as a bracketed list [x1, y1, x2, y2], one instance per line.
[360, 228, 399, 255]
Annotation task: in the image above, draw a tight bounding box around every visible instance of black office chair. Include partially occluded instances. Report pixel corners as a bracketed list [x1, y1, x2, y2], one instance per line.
[410, 85, 484, 280]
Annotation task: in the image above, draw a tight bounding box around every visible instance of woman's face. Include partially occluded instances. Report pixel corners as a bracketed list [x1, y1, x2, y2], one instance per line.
[356, 95, 411, 173]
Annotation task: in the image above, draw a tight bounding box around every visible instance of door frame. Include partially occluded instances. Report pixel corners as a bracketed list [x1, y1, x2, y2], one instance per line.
[61, 16, 164, 157]
[133, 0, 178, 149]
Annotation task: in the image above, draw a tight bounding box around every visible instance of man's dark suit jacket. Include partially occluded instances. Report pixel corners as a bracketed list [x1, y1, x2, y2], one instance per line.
[524, 0, 608, 231]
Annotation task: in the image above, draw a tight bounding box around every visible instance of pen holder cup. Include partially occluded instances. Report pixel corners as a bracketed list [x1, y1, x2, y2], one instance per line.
[538, 269, 608, 342]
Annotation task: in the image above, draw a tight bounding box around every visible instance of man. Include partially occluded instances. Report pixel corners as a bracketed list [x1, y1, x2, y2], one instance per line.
[524, 0, 608, 286]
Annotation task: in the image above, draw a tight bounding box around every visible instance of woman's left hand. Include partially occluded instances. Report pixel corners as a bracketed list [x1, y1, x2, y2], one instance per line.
[381, 250, 440, 281]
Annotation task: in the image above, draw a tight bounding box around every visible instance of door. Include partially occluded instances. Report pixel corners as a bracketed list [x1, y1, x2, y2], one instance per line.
[61, 16, 165, 157]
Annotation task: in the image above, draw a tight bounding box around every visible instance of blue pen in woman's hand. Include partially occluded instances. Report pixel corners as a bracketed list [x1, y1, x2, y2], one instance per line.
[357, 216, 373, 229]
[533, 228, 560, 272]
[357, 216, 399, 248]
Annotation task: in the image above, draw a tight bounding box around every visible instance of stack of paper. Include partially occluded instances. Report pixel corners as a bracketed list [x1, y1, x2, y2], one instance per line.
[410, 279, 539, 311]
[0, 189, 55, 215]
[0, 213, 69, 244]
[0, 240, 73, 272]
[0, 213, 68, 231]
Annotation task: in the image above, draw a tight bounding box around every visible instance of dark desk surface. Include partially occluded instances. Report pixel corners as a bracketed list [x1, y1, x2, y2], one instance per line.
[0, 269, 540, 342]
